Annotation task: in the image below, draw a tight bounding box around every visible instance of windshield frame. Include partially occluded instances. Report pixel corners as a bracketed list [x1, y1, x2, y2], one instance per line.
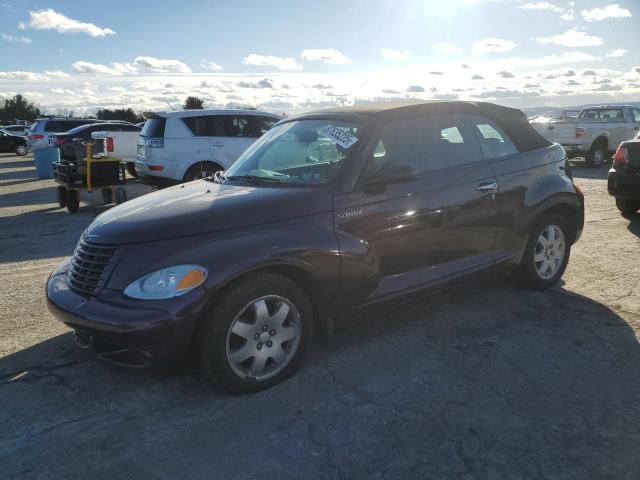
[222, 113, 373, 189]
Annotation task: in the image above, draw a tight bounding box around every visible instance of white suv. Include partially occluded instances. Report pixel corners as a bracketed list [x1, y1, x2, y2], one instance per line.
[135, 109, 282, 184]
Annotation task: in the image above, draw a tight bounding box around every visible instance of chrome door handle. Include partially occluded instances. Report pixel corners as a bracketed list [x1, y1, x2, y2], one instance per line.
[477, 182, 498, 192]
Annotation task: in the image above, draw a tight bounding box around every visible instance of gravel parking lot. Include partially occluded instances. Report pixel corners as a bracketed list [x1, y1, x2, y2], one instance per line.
[1, 152, 639, 479]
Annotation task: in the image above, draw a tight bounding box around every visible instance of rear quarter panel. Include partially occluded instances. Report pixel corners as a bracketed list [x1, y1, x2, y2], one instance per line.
[490, 145, 581, 263]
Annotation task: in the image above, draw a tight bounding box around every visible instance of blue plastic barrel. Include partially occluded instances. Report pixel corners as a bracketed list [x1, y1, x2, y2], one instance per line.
[33, 147, 59, 179]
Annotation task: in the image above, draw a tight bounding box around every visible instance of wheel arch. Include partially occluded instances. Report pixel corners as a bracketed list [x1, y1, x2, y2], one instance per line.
[192, 263, 332, 351]
[183, 160, 224, 182]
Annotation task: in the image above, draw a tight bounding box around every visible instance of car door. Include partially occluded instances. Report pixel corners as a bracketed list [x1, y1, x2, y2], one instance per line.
[0, 131, 10, 152]
[334, 113, 500, 307]
[209, 115, 256, 167]
[467, 114, 524, 263]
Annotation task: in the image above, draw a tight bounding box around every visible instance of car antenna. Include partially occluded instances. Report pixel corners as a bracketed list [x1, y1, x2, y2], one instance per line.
[166, 102, 177, 111]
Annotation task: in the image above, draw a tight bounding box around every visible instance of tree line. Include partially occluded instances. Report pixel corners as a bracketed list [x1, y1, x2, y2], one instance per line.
[1, 94, 223, 125]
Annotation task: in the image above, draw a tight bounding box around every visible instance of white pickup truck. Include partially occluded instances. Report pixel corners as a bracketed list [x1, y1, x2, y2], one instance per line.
[92, 129, 140, 177]
[531, 105, 640, 167]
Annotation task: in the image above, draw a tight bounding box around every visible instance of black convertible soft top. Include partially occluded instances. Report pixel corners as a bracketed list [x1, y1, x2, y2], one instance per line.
[317, 101, 552, 153]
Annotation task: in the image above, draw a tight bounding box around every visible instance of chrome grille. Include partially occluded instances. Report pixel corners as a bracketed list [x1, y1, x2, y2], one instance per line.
[67, 239, 117, 295]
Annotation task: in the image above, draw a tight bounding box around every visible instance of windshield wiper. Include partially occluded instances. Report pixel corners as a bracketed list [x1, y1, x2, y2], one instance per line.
[225, 175, 282, 184]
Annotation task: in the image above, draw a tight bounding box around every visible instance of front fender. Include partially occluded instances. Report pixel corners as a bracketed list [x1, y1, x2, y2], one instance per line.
[105, 212, 342, 314]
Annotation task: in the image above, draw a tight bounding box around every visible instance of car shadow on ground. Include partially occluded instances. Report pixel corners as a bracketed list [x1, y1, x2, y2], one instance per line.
[569, 162, 609, 180]
[1, 275, 639, 478]
[0, 160, 33, 170]
[623, 212, 640, 238]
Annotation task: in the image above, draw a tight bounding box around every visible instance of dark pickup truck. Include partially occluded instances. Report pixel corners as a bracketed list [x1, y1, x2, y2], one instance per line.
[46, 101, 584, 394]
[609, 138, 640, 214]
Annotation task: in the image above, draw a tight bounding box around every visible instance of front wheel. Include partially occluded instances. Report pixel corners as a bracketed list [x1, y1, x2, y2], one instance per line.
[615, 198, 640, 214]
[66, 189, 79, 213]
[199, 273, 313, 394]
[514, 215, 571, 290]
[56, 186, 67, 208]
[14, 144, 28, 156]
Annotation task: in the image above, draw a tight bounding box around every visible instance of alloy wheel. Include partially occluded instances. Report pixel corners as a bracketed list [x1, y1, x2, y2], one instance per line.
[593, 147, 605, 166]
[15, 145, 27, 156]
[225, 295, 301, 381]
[534, 224, 565, 280]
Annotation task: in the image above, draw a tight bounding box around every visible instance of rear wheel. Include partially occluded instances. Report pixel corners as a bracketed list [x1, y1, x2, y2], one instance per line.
[114, 187, 127, 204]
[56, 186, 67, 208]
[199, 273, 313, 394]
[586, 139, 607, 168]
[14, 144, 28, 156]
[615, 197, 640, 214]
[101, 188, 112, 205]
[514, 215, 571, 290]
[183, 162, 222, 182]
[66, 189, 79, 213]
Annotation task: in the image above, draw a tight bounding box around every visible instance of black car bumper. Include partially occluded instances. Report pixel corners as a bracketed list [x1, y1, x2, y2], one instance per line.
[46, 272, 204, 366]
[608, 168, 640, 201]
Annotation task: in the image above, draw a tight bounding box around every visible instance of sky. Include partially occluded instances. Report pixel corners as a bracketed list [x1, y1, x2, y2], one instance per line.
[0, 0, 638, 115]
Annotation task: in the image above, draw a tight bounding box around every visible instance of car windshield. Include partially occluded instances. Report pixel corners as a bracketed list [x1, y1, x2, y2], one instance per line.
[223, 119, 363, 186]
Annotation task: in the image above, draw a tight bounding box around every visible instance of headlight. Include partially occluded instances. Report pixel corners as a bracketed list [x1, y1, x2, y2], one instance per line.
[123, 265, 207, 300]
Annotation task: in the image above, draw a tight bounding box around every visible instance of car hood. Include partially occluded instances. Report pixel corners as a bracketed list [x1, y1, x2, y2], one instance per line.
[85, 180, 331, 245]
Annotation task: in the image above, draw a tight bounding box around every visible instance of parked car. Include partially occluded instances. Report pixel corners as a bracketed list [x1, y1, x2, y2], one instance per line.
[532, 105, 640, 167]
[135, 109, 282, 185]
[0, 129, 28, 156]
[47, 101, 584, 394]
[51, 122, 139, 160]
[608, 138, 640, 214]
[27, 118, 104, 151]
[2, 124, 30, 136]
[92, 128, 141, 177]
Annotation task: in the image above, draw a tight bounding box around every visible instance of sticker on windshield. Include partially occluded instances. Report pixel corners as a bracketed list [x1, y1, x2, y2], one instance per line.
[318, 125, 358, 149]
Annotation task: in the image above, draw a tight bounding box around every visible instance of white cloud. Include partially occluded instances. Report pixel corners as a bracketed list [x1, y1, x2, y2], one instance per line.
[243, 54, 302, 71]
[472, 38, 517, 54]
[200, 60, 223, 71]
[521, 2, 563, 13]
[581, 4, 631, 22]
[0, 71, 43, 80]
[72, 61, 121, 75]
[432, 43, 463, 55]
[381, 48, 410, 61]
[131, 56, 191, 73]
[72, 57, 191, 75]
[301, 48, 352, 65]
[44, 70, 70, 78]
[19, 9, 115, 37]
[535, 28, 603, 47]
[606, 49, 627, 58]
[2, 33, 32, 44]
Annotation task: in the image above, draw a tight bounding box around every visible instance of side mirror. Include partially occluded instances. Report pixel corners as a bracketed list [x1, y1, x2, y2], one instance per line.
[364, 163, 417, 188]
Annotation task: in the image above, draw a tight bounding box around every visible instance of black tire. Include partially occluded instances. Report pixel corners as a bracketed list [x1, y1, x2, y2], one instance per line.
[183, 162, 222, 182]
[66, 189, 79, 213]
[101, 188, 112, 205]
[126, 162, 138, 178]
[114, 187, 127, 204]
[14, 143, 28, 156]
[56, 186, 67, 208]
[615, 197, 640, 214]
[199, 273, 313, 394]
[585, 139, 607, 168]
[514, 214, 571, 290]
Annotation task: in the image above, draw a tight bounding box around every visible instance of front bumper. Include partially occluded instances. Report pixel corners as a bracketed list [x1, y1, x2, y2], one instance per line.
[46, 271, 205, 365]
[608, 168, 640, 201]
